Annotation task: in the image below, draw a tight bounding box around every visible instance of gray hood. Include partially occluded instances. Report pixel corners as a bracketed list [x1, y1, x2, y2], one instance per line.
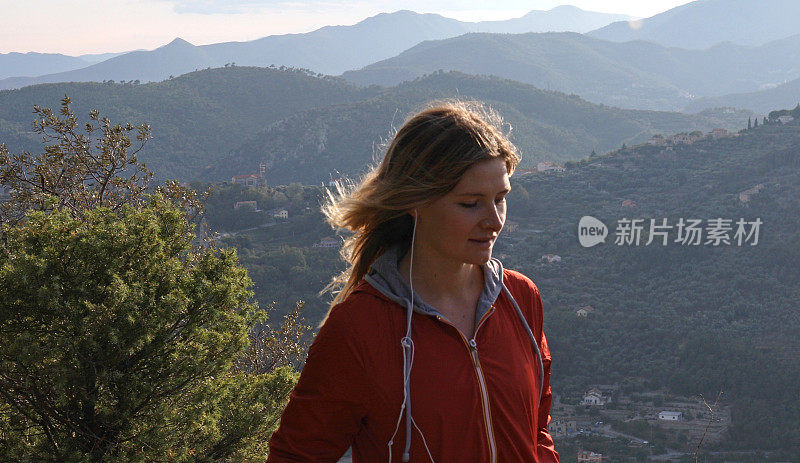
[363, 242, 505, 325]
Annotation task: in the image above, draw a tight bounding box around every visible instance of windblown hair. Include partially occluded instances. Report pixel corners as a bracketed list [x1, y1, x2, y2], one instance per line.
[320, 100, 520, 320]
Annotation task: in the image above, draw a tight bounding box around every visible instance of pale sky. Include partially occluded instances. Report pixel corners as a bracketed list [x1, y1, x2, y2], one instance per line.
[0, 0, 694, 56]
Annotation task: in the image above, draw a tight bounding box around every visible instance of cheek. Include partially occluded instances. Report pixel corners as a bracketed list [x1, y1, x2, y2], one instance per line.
[450, 211, 480, 237]
[428, 211, 470, 241]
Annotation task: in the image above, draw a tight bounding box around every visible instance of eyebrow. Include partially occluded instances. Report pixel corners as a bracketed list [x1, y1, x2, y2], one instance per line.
[456, 187, 511, 197]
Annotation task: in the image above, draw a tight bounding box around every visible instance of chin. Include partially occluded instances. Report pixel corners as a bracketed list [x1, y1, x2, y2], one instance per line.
[464, 250, 493, 265]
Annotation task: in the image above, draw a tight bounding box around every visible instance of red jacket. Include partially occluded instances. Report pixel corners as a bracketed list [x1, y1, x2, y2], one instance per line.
[268, 251, 559, 462]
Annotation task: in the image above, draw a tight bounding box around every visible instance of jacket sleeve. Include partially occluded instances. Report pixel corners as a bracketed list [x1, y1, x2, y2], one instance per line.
[267, 304, 374, 462]
[535, 331, 559, 462]
[529, 281, 560, 462]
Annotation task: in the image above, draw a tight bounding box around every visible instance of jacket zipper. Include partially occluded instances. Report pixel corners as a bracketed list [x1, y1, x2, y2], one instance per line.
[437, 306, 497, 463]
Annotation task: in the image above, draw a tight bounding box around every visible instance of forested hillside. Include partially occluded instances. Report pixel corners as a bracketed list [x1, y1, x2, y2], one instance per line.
[218, 116, 800, 457]
[0, 67, 375, 180]
[209, 70, 751, 184]
[506, 118, 800, 455]
[0, 67, 749, 183]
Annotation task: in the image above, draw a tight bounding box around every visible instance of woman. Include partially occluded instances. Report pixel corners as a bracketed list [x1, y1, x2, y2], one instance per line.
[267, 100, 559, 462]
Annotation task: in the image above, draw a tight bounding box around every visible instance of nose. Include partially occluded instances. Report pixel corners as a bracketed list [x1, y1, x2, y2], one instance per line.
[481, 204, 504, 232]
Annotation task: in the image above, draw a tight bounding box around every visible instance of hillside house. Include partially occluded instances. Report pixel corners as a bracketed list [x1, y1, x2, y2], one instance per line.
[504, 220, 519, 233]
[738, 184, 764, 203]
[551, 419, 577, 437]
[233, 200, 258, 211]
[777, 115, 794, 124]
[577, 450, 603, 462]
[648, 135, 667, 146]
[621, 199, 636, 208]
[536, 161, 566, 172]
[576, 306, 595, 317]
[541, 254, 562, 263]
[668, 133, 701, 145]
[273, 209, 289, 220]
[658, 411, 683, 421]
[582, 389, 610, 406]
[313, 236, 341, 248]
[710, 128, 729, 138]
[231, 162, 267, 188]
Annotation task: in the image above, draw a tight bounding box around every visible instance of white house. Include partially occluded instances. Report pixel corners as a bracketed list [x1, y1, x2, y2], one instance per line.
[273, 209, 289, 219]
[541, 254, 562, 263]
[576, 306, 595, 318]
[738, 184, 764, 203]
[504, 220, 519, 233]
[710, 128, 729, 138]
[233, 200, 258, 211]
[582, 389, 609, 406]
[537, 161, 566, 172]
[658, 411, 682, 421]
[777, 115, 794, 124]
[313, 236, 341, 248]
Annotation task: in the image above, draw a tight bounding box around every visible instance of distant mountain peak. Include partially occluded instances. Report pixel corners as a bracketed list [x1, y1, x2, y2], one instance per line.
[161, 38, 195, 49]
[549, 5, 584, 12]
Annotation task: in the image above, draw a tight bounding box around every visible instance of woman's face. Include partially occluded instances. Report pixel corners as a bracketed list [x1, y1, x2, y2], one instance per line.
[412, 158, 511, 266]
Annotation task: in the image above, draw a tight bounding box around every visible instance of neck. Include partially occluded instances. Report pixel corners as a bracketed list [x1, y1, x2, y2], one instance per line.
[397, 243, 484, 304]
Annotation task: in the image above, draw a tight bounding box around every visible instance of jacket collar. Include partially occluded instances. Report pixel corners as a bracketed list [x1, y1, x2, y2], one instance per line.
[363, 242, 505, 324]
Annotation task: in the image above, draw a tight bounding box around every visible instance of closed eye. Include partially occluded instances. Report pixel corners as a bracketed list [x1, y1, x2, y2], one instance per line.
[460, 197, 506, 208]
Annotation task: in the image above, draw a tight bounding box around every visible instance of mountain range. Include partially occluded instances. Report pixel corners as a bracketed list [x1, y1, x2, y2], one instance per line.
[0, 50, 134, 81]
[0, 6, 628, 90]
[684, 76, 800, 113]
[0, 67, 751, 183]
[588, 0, 800, 49]
[342, 31, 800, 111]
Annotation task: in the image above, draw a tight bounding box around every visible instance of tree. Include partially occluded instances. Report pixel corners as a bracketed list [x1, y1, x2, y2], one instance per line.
[0, 97, 304, 461]
[0, 96, 153, 224]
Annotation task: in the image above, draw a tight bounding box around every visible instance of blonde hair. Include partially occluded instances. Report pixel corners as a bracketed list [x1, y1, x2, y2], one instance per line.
[319, 100, 520, 320]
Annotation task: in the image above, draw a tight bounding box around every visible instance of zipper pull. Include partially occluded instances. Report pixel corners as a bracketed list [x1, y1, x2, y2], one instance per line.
[468, 339, 478, 351]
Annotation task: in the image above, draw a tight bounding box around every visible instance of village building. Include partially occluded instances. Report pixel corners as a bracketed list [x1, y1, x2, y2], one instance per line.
[777, 115, 794, 124]
[231, 162, 267, 188]
[313, 236, 341, 248]
[550, 419, 577, 437]
[621, 199, 636, 208]
[738, 184, 764, 203]
[541, 254, 562, 263]
[668, 132, 702, 145]
[233, 200, 258, 211]
[273, 209, 289, 220]
[658, 411, 683, 421]
[504, 219, 519, 233]
[576, 305, 595, 317]
[582, 388, 610, 406]
[536, 161, 566, 172]
[710, 128, 729, 138]
[577, 450, 603, 462]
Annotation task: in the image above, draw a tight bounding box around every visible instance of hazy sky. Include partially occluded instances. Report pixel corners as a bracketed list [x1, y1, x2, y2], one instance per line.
[0, 0, 694, 55]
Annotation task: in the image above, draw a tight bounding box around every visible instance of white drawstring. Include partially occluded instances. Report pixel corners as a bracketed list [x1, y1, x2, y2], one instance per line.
[387, 212, 436, 463]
